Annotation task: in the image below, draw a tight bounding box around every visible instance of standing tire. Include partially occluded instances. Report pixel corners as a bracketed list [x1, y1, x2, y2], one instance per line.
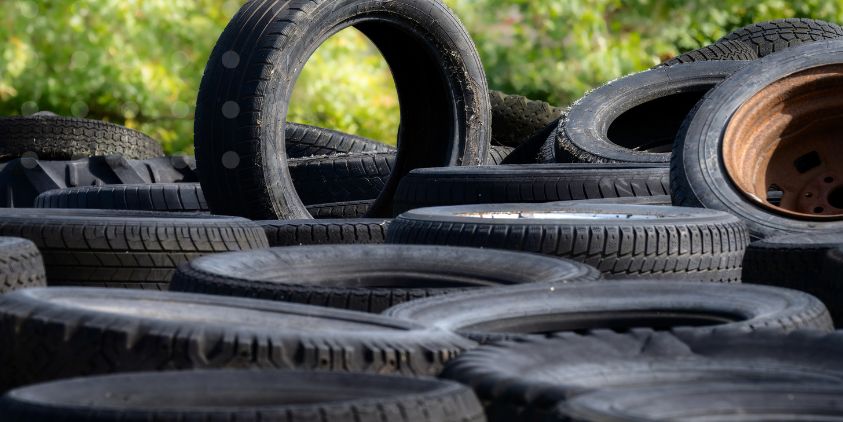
[195, 0, 490, 220]
[0, 238, 46, 294]
[388, 203, 749, 282]
[554, 61, 745, 164]
[672, 40, 843, 238]
[719, 18, 843, 57]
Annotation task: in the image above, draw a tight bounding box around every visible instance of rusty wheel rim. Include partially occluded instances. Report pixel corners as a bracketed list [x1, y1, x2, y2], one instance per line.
[723, 65, 843, 220]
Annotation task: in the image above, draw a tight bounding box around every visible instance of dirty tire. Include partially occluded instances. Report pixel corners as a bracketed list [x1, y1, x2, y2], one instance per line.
[490, 91, 565, 148]
[0, 370, 485, 422]
[0, 114, 164, 161]
[488, 145, 514, 165]
[387, 203, 749, 282]
[258, 219, 391, 246]
[290, 152, 394, 205]
[440, 329, 843, 421]
[0, 209, 268, 289]
[0, 288, 474, 391]
[393, 163, 669, 214]
[384, 281, 833, 344]
[195, 0, 490, 220]
[0, 238, 47, 294]
[171, 244, 599, 314]
[307, 200, 374, 219]
[742, 232, 843, 326]
[560, 383, 843, 422]
[0, 155, 197, 208]
[671, 40, 843, 238]
[719, 18, 843, 57]
[657, 39, 758, 67]
[286, 123, 394, 158]
[556, 61, 745, 164]
[34, 184, 208, 212]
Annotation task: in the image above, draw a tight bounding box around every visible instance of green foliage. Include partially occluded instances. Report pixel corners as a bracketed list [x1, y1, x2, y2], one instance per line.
[1, 0, 842, 153]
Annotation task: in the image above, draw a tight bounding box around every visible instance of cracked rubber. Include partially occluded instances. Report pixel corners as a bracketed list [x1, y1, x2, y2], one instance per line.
[387, 203, 749, 282]
[34, 183, 208, 212]
[384, 281, 833, 343]
[286, 122, 394, 158]
[0, 209, 268, 289]
[0, 237, 46, 294]
[0, 114, 164, 161]
[171, 244, 599, 314]
[657, 39, 758, 67]
[0, 370, 485, 422]
[195, 0, 490, 220]
[490, 91, 565, 148]
[0, 287, 474, 392]
[393, 163, 669, 214]
[719, 18, 843, 57]
[441, 329, 843, 421]
[258, 219, 391, 246]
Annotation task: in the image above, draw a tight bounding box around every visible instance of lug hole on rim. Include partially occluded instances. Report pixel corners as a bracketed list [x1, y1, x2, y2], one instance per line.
[814, 207, 825, 214]
[829, 186, 843, 209]
[825, 176, 835, 184]
[805, 192, 814, 198]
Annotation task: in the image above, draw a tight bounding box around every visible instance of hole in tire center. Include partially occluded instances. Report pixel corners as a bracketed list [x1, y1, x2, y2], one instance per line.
[829, 186, 843, 209]
[607, 88, 710, 152]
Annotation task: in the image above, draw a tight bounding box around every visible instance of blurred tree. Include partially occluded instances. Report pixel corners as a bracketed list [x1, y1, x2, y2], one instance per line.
[1, 0, 841, 153]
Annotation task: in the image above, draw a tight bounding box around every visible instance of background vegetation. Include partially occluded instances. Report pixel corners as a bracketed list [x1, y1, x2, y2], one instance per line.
[1, 0, 842, 153]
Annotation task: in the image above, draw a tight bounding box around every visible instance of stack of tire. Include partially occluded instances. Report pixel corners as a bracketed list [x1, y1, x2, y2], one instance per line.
[0, 0, 841, 420]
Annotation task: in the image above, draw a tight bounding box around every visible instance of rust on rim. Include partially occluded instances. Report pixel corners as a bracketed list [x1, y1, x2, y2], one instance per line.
[723, 64, 843, 220]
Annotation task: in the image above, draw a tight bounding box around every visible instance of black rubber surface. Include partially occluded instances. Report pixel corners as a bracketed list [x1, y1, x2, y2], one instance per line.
[441, 329, 843, 421]
[286, 122, 394, 158]
[657, 39, 757, 67]
[171, 245, 599, 314]
[0, 237, 47, 294]
[34, 183, 208, 212]
[488, 145, 515, 165]
[290, 152, 394, 205]
[307, 200, 374, 219]
[0, 114, 163, 161]
[0, 370, 485, 422]
[258, 219, 391, 246]
[0, 288, 474, 391]
[0, 155, 197, 208]
[672, 40, 843, 238]
[0, 209, 268, 289]
[719, 18, 843, 57]
[195, 0, 490, 220]
[388, 203, 749, 282]
[501, 119, 562, 164]
[393, 163, 669, 214]
[384, 281, 832, 343]
[560, 383, 843, 422]
[489, 91, 564, 148]
[555, 61, 745, 164]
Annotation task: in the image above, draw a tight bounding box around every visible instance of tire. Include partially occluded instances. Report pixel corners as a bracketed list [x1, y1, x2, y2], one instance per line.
[387, 203, 748, 282]
[290, 152, 394, 205]
[171, 244, 599, 314]
[307, 200, 374, 219]
[0, 155, 197, 208]
[0, 238, 46, 294]
[286, 122, 394, 158]
[0, 114, 164, 161]
[671, 40, 843, 238]
[393, 163, 669, 214]
[499, 119, 562, 164]
[258, 219, 391, 246]
[488, 145, 514, 165]
[489, 91, 564, 148]
[560, 383, 843, 422]
[557, 195, 672, 206]
[656, 39, 758, 67]
[195, 0, 490, 220]
[384, 281, 832, 344]
[742, 231, 843, 326]
[0, 287, 474, 391]
[440, 329, 843, 421]
[0, 209, 268, 289]
[554, 61, 746, 164]
[719, 18, 843, 57]
[0, 370, 484, 422]
[34, 184, 208, 212]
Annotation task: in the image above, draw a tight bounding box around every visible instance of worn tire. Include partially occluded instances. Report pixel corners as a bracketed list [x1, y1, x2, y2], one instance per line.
[0, 287, 474, 391]
[656, 39, 758, 67]
[0, 155, 197, 208]
[384, 281, 832, 343]
[0, 114, 163, 161]
[290, 152, 394, 205]
[388, 203, 748, 282]
[393, 163, 669, 214]
[488, 145, 515, 165]
[171, 244, 599, 314]
[286, 122, 394, 158]
[555, 61, 745, 164]
[672, 40, 843, 238]
[195, 0, 490, 220]
[0, 209, 268, 289]
[0, 238, 46, 294]
[34, 184, 208, 212]
[441, 329, 843, 421]
[499, 119, 563, 164]
[307, 200, 374, 219]
[719, 18, 843, 57]
[0, 370, 485, 422]
[490, 91, 564, 148]
[258, 219, 391, 246]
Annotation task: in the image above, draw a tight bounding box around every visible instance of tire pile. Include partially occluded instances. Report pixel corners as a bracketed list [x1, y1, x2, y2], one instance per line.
[0, 0, 841, 419]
